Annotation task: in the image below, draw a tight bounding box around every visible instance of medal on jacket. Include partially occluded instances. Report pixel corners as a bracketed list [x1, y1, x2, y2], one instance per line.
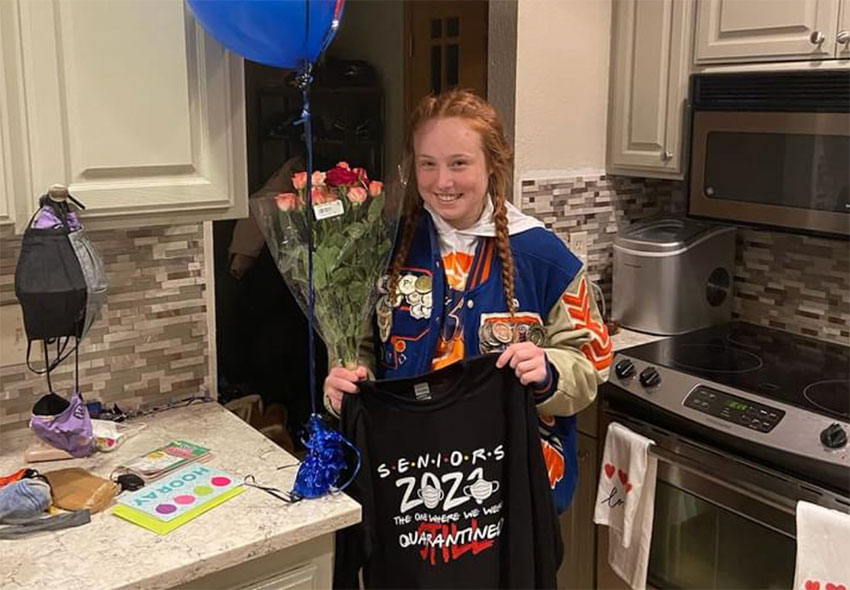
[479, 310, 546, 354]
[415, 275, 432, 294]
[517, 323, 530, 342]
[398, 274, 416, 296]
[479, 321, 512, 353]
[376, 296, 393, 343]
[404, 274, 433, 319]
[528, 324, 545, 346]
[479, 322, 495, 352]
[492, 321, 513, 345]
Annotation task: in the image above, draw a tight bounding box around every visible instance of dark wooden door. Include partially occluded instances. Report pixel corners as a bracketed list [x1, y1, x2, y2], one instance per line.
[404, 0, 488, 118]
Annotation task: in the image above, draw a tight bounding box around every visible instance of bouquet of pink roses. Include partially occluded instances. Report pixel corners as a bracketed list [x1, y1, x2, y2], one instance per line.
[252, 162, 400, 368]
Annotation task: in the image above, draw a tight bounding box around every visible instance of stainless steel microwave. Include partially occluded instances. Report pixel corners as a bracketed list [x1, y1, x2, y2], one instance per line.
[688, 71, 849, 237]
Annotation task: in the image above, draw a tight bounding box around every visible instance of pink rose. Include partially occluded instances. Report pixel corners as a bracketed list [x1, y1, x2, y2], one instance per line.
[336, 161, 350, 170]
[311, 186, 336, 204]
[275, 192, 300, 212]
[292, 171, 307, 190]
[352, 167, 369, 185]
[325, 165, 359, 187]
[347, 186, 368, 204]
[312, 170, 326, 186]
[368, 181, 383, 197]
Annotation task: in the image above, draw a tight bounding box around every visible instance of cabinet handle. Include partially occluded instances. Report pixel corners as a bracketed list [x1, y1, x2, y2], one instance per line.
[578, 449, 590, 462]
[838, 31, 850, 46]
[661, 150, 673, 162]
[810, 30, 826, 45]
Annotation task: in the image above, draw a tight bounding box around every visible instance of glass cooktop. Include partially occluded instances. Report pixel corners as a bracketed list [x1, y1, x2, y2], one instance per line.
[623, 322, 850, 420]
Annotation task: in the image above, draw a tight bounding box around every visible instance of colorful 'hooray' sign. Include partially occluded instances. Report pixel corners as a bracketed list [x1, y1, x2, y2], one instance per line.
[112, 464, 244, 534]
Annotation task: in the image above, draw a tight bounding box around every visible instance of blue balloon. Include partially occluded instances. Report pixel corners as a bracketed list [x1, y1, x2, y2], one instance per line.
[186, 0, 344, 69]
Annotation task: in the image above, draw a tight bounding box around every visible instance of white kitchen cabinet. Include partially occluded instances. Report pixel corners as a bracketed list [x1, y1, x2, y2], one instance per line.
[838, 0, 850, 57]
[0, 91, 15, 226]
[0, 2, 24, 227]
[175, 534, 333, 590]
[695, 0, 844, 64]
[0, 0, 247, 231]
[607, 0, 696, 180]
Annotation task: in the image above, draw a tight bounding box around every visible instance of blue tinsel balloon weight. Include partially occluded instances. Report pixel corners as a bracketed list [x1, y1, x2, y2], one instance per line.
[187, 0, 359, 500]
[294, 415, 361, 499]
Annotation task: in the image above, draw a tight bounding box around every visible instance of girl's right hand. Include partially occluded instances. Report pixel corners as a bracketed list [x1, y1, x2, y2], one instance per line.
[324, 365, 369, 414]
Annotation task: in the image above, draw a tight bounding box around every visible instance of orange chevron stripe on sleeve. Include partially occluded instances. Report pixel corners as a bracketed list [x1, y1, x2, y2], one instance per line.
[562, 276, 613, 370]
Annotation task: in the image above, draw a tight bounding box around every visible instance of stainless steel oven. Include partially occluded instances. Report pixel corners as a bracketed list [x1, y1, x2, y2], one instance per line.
[688, 70, 850, 237]
[598, 408, 848, 590]
[596, 322, 850, 590]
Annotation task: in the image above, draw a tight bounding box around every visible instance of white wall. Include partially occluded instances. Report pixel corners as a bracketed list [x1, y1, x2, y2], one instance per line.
[329, 0, 405, 180]
[513, 0, 612, 199]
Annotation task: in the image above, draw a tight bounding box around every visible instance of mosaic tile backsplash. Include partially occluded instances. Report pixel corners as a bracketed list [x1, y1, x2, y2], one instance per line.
[0, 223, 211, 435]
[520, 174, 849, 345]
[734, 228, 848, 343]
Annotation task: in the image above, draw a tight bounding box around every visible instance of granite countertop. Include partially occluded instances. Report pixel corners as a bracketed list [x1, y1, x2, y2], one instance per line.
[611, 327, 667, 351]
[0, 402, 361, 590]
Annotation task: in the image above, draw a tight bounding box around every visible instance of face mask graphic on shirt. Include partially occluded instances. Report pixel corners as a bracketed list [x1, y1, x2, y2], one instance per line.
[376, 443, 505, 565]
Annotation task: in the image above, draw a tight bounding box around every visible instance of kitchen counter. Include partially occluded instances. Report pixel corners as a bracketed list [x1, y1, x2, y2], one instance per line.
[0, 402, 361, 590]
[611, 327, 667, 351]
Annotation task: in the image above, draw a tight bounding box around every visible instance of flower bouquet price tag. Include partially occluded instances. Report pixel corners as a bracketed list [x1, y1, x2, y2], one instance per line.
[314, 200, 345, 220]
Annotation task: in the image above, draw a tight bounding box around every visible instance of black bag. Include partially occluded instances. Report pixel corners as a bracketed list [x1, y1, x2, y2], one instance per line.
[16, 224, 87, 341]
[14, 195, 106, 376]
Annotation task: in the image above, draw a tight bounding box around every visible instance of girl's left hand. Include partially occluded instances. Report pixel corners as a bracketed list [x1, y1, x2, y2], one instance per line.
[495, 342, 549, 386]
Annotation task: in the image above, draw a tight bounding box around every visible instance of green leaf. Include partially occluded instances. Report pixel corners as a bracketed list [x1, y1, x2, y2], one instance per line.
[346, 222, 366, 240]
[313, 255, 327, 289]
[367, 195, 384, 223]
[316, 245, 341, 275]
[333, 267, 353, 284]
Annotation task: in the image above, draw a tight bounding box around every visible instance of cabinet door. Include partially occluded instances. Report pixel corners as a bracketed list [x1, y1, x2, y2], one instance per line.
[237, 563, 321, 590]
[607, 0, 694, 179]
[837, 0, 850, 57]
[175, 534, 333, 590]
[0, 85, 14, 226]
[3, 0, 247, 231]
[0, 3, 25, 227]
[556, 432, 598, 590]
[695, 0, 841, 64]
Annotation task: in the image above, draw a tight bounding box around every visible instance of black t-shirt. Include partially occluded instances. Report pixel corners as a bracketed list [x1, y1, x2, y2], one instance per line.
[334, 354, 562, 589]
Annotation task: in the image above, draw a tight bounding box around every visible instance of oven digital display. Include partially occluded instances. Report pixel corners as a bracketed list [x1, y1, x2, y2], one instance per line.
[684, 386, 785, 433]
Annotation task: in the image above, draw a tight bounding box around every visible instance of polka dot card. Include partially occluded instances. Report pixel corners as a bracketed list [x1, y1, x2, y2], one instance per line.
[112, 465, 244, 534]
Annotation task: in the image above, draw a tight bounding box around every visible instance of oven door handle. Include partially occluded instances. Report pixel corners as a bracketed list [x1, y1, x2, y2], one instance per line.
[651, 444, 795, 514]
[606, 411, 799, 537]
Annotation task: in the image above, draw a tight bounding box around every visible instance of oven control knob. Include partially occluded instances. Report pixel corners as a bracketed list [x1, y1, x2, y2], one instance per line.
[639, 367, 661, 388]
[820, 423, 848, 449]
[615, 359, 636, 380]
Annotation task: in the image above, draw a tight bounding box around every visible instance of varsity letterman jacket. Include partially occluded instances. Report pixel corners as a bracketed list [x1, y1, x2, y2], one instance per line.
[346, 211, 613, 513]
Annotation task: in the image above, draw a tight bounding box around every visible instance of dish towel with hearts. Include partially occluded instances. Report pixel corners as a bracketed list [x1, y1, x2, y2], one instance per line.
[593, 421, 657, 590]
[794, 500, 850, 590]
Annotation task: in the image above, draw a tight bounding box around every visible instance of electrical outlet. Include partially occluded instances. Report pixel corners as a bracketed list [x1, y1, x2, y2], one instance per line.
[570, 230, 588, 261]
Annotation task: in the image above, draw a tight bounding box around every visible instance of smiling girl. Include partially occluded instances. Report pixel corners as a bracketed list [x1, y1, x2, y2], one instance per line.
[324, 89, 612, 513]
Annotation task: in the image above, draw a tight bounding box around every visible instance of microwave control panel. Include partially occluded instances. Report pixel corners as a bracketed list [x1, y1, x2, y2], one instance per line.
[684, 386, 786, 433]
